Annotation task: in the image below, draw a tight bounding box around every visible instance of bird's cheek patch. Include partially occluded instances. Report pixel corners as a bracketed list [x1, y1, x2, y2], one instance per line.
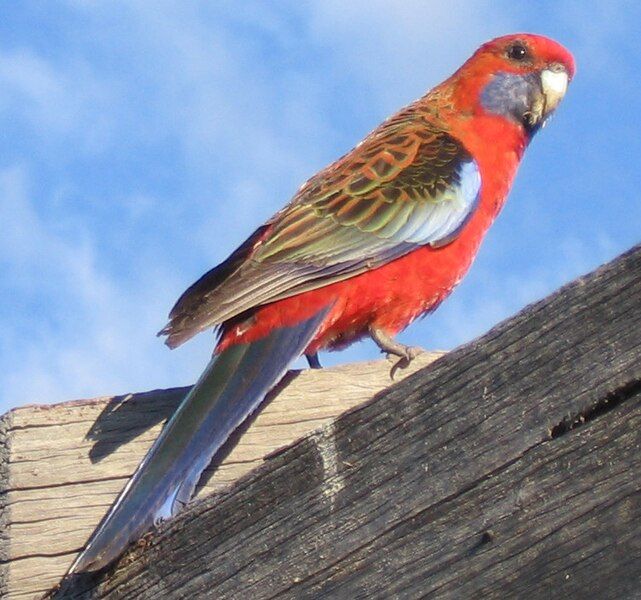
[480, 72, 540, 129]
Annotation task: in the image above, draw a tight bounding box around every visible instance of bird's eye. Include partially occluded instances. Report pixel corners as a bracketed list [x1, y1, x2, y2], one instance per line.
[507, 43, 529, 61]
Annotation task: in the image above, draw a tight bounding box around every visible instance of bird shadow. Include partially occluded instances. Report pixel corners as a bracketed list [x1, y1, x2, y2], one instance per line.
[86, 386, 188, 463]
[85, 370, 303, 477]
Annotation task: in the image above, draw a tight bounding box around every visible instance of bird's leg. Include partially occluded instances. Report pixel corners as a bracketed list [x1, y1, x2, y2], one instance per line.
[306, 352, 323, 369]
[369, 325, 423, 377]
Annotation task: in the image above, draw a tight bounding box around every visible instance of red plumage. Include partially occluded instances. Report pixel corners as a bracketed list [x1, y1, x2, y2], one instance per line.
[214, 34, 575, 356]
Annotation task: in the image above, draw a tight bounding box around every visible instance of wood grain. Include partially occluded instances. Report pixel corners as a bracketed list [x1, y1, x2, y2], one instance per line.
[50, 244, 641, 599]
[0, 352, 442, 599]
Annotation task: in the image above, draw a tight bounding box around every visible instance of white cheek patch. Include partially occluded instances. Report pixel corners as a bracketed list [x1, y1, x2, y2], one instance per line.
[541, 69, 568, 97]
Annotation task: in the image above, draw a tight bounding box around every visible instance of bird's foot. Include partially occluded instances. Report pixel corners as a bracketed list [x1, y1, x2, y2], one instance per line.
[387, 345, 425, 379]
[368, 326, 424, 379]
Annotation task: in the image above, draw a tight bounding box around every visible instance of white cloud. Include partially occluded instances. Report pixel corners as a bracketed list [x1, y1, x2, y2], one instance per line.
[0, 49, 116, 154]
[0, 165, 210, 409]
[306, 0, 516, 109]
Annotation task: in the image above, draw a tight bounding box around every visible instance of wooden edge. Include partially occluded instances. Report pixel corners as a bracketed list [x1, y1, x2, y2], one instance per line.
[1, 352, 445, 599]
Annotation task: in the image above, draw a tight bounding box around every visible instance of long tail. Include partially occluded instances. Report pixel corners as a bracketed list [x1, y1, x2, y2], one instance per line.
[67, 308, 328, 575]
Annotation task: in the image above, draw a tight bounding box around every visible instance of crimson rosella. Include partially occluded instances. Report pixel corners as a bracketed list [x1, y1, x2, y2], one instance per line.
[68, 33, 574, 574]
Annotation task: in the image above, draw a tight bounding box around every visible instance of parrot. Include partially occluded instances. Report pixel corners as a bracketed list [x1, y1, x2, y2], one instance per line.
[67, 33, 574, 575]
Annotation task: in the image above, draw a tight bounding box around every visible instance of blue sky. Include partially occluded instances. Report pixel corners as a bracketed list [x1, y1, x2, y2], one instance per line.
[1, 1, 639, 412]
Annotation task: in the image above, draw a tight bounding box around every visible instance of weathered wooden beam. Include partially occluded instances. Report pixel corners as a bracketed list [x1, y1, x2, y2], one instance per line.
[0, 351, 442, 599]
[49, 243, 641, 599]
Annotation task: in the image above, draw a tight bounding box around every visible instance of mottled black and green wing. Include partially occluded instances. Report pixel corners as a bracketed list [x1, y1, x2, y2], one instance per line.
[160, 119, 481, 348]
[257, 127, 480, 263]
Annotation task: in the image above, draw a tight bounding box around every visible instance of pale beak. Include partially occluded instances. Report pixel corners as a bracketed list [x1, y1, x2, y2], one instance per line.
[541, 66, 569, 117]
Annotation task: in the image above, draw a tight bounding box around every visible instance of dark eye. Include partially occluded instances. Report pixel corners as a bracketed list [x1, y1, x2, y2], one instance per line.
[507, 43, 529, 61]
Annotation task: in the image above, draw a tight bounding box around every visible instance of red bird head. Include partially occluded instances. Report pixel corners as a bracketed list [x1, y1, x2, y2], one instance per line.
[444, 33, 575, 138]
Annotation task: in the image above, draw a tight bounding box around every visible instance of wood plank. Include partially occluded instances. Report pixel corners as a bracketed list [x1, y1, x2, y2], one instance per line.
[50, 244, 641, 599]
[0, 352, 442, 599]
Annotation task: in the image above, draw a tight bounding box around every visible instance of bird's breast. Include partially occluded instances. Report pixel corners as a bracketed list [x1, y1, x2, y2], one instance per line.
[217, 120, 522, 354]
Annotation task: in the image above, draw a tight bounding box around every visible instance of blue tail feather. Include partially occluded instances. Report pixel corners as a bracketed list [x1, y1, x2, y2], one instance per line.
[67, 307, 329, 574]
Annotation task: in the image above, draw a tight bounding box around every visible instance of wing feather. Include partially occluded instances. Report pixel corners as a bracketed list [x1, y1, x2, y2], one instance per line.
[160, 117, 481, 347]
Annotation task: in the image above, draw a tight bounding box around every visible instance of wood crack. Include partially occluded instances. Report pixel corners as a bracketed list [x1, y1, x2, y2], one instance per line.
[549, 378, 641, 439]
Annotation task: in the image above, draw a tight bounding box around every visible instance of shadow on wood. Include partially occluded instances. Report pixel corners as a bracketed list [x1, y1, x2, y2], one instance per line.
[0, 346, 441, 599]
[86, 388, 181, 463]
